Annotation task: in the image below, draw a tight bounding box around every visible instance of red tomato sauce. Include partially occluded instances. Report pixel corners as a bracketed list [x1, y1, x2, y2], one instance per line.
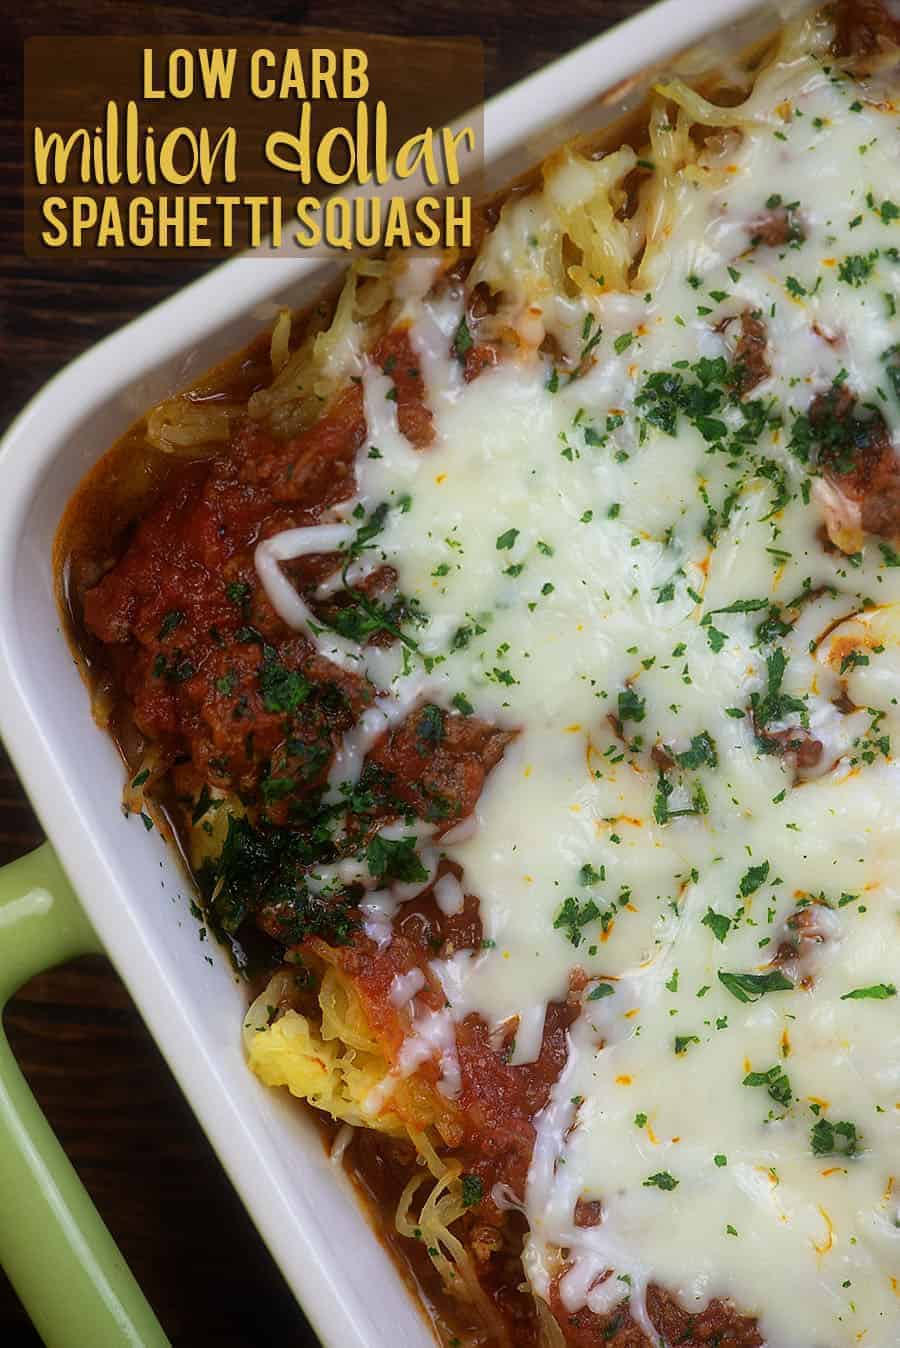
[59, 305, 572, 1346]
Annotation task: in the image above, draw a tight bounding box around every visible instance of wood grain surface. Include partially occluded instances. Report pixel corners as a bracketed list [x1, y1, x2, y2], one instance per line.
[1, 2, 645, 1343]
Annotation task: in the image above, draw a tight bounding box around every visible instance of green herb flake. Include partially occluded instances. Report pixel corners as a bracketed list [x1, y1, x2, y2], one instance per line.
[461, 1174, 483, 1207]
[618, 688, 646, 724]
[676, 731, 718, 770]
[675, 1035, 700, 1055]
[702, 908, 732, 943]
[643, 1171, 678, 1191]
[259, 650, 311, 714]
[718, 969, 793, 1003]
[841, 983, 896, 1000]
[453, 316, 474, 361]
[158, 609, 185, 640]
[743, 1064, 793, 1107]
[838, 251, 878, 286]
[739, 860, 770, 897]
[554, 896, 601, 947]
[366, 835, 428, 884]
[226, 580, 251, 606]
[811, 1117, 859, 1157]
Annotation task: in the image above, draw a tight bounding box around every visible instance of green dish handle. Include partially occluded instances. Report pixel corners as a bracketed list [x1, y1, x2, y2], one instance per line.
[0, 842, 170, 1348]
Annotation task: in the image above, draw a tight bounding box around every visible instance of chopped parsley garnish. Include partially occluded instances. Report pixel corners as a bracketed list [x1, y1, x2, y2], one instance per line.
[674, 1035, 700, 1055]
[573, 314, 604, 375]
[409, 709, 441, 762]
[702, 908, 732, 943]
[260, 775, 297, 804]
[366, 835, 428, 884]
[738, 860, 770, 897]
[460, 1174, 483, 1207]
[258, 649, 311, 714]
[643, 1171, 678, 1191]
[718, 969, 793, 1003]
[654, 772, 708, 824]
[158, 609, 185, 640]
[617, 688, 646, 724]
[587, 982, 615, 1001]
[708, 598, 769, 617]
[329, 592, 422, 650]
[838, 250, 878, 286]
[810, 1117, 859, 1157]
[351, 502, 389, 556]
[453, 316, 474, 361]
[554, 896, 601, 947]
[191, 784, 213, 823]
[675, 732, 718, 770]
[496, 528, 519, 551]
[841, 983, 896, 1000]
[451, 616, 487, 651]
[152, 652, 195, 683]
[635, 362, 725, 438]
[884, 344, 900, 406]
[873, 195, 899, 223]
[203, 815, 356, 945]
[226, 580, 251, 606]
[839, 649, 870, 676]
[750, 647, 808, 742]
[743, 1064, 792, 1107]
[789, 381, 884, 477]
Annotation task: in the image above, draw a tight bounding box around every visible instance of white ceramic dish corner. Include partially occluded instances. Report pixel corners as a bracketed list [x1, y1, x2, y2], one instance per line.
[0, 2, 788, 1344]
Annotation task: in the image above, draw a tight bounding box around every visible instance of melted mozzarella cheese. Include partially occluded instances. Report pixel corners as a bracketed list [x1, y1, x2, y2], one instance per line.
[261, 19, 900, 1345]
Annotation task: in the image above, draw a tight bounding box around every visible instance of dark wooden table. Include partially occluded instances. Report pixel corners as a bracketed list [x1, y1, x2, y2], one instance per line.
[1, 2, 643, 1342]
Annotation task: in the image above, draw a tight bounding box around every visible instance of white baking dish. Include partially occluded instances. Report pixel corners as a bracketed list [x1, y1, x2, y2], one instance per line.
[0, 2, 791, 1342]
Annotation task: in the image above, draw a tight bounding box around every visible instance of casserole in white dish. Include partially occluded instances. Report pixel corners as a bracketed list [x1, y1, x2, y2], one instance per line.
[0, 2, 824, 1343]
